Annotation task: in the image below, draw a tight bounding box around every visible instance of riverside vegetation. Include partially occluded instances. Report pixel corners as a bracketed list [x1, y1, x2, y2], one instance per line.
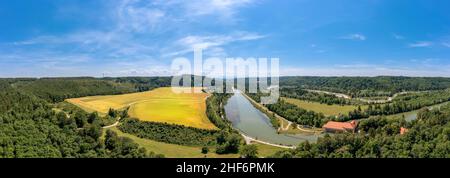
[2, 76, 450, 158]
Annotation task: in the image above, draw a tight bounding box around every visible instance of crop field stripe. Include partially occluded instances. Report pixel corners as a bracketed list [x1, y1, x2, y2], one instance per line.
[66, 87, 217, 130]
[282, 97, 366, 116]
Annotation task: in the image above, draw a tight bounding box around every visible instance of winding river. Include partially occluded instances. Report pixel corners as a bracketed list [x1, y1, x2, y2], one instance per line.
[224, 89, 449, 146]
[388, 101, 450, 121]
[224, 90, 320, 146]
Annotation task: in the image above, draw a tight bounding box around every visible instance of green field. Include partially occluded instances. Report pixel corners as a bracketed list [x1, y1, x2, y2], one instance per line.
[282, 97, 366, 116]
[105, 127, 236, 158]
[106, 127, 282, 158]
[67, 87, 217, 130]
[251, 143, 287, 158]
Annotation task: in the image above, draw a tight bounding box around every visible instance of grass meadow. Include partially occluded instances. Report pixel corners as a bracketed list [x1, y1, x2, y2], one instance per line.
[282, 97, 366, 116]
[67, 87, 217, 130]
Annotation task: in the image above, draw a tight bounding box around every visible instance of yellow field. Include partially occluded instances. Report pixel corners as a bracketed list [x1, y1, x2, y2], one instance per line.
[282, 97, 366, 116]
[66, 87, 217, 130]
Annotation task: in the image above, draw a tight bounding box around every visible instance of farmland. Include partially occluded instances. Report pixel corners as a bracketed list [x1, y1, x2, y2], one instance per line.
[67, 87, 217, 130]
[282, 97, 366, 116]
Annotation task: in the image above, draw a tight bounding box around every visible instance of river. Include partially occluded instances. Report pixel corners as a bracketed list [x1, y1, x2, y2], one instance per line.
[224, 90, 320, 146]
[224, 90, 449, 146]
[387, 101, 450, 121]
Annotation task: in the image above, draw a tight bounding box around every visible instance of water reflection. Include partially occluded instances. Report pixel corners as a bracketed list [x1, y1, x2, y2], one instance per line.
[224, 91, 320, 146]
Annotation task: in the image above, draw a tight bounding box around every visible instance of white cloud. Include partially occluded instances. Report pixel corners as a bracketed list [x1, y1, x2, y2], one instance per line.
[116, 0, 168, 33]
[114, 0, 256, 30]
[282, 63, 450, 77]
[393, 33, 404, 40]
[10, 0, 261, 62]
[177, 33, 265, 49]
[183, 0, 255, 19]
[166, 32, 266, 56]
[339, 34, 366, 41]
[408, 41, 433, 48]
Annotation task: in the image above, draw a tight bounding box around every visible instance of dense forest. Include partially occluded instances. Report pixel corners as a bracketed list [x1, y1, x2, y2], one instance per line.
[7, 77, 172, 103]
[107, 76, 172, 92]
[205, 93, 233, 130]
[249, 89, 450, 127]
[0, 81, 159, 158]
[118, 118, 219, 146]
[343, 89, 450, 121]
[270, 103, 450, 158]
[0, 77, 244, 157]
[118, 118, 242, 154]
[280, 76, 450, 97]
[2, 76, 449, 158]
[247, 92, 331, 127]
[13, 78, 136, 102]
[281, 87, 357, 105]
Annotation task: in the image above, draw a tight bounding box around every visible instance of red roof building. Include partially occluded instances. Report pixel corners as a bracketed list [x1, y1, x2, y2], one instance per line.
[400, 127, 409, 135]
[323, 120, 358, 133]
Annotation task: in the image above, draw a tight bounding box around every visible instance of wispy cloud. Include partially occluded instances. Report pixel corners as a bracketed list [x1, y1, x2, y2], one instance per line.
[339, 33, 366, 41]
[13, 31, 118, 46]
[117, 5, 166, 33]
[4, 0, 262, 77]
[282, 62, 450, 77]
[393, 33, 404, 40]
[408, 41, 433, 48]
[115, 0, 256, 28]
[442, 42, 450, 48]
[165, 32, 266, 56]
[177, 32, 265, 49]
[182, 0, 255, 20]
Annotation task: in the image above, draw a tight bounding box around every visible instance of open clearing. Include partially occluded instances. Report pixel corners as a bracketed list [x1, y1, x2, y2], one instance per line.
[251, 142, 287, 158]
[105, 127, 237, 158]
[105, 127, 282, 158]
[67, 87, 217, 130]
[282, 97, 366, 116]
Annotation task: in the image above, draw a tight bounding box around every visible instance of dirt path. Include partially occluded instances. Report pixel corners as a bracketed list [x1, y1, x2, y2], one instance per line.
[102, 121, 119, 129]
[306, 89, 352, 99]
[102, 117, 121, 129]
[296, 125, 321, 133]
[280, 120, 292, 131]
[241, 133, 295, 149]
[306, 89, 428, 104]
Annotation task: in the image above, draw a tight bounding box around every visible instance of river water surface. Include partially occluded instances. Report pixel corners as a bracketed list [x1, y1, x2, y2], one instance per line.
[388, 101, 450, 121]
[224, 91, 320, 146]
[225, 90, 449, 146]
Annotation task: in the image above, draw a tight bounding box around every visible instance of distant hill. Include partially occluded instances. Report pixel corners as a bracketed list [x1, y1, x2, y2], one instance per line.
[280, 76, 450, 97]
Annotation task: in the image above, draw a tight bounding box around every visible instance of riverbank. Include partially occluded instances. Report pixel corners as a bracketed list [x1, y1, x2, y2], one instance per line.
[240, 133, 296, 149]
[241, 91, 322, 134]
[240, 91, 282, 129]
[306, 89, 431, 104]
[224, 91, 321, 147]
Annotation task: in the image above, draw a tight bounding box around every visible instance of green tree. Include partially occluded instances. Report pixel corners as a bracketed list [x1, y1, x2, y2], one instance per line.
[240, 144, 258, 158]
[108, 108, 117, 118]
[105, 130, 119, 150]
[201, 147, 209, 154]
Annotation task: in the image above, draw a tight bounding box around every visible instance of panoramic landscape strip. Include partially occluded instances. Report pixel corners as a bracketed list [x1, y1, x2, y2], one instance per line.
[1, 2, 449, 177]
[1, 76, 449, 158]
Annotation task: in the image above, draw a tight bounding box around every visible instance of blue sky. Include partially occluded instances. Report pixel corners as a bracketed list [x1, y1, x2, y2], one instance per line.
[1, 0, 450, 77]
